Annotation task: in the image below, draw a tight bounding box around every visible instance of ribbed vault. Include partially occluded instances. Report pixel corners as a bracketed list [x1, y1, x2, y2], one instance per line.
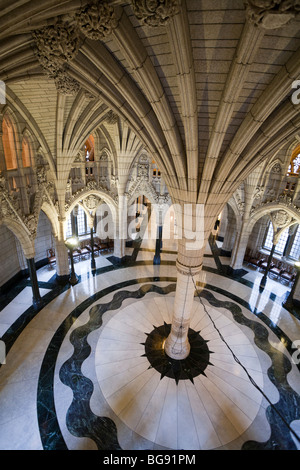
[1, 0, 300, 251]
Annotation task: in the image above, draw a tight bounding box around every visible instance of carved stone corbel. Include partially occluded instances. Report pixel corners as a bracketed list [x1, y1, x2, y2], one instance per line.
[245, 0, 300, 29]
[270, 209, 293, 231]
[76, 2, 119, 40]
[32, 21, 81, 95]
[131, 0, 180, 27]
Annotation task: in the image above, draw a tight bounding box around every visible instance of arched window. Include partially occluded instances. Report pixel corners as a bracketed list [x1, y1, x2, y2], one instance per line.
[289, 225, 300, 260]
[263, 221, 289, 255]
[66, 205, 95, 239]
[2, 116, 17, 170]
[21, 137, 31, 168]
[85, 135, 94, 162]
[287, 144, 300, 176]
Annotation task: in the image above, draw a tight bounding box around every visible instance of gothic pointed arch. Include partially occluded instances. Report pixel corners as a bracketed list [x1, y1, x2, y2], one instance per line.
[0, 217, 35, 259]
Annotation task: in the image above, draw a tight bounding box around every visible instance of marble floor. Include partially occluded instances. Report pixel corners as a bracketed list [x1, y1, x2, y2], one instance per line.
[0, 238, 299, 451]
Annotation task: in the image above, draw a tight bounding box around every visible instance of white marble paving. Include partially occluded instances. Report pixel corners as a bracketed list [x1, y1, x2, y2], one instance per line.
[0, 246, 299, 450]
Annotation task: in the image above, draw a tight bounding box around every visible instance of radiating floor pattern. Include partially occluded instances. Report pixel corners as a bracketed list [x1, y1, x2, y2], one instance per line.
[94, 296, 265, 450]
[0, 239, 300, 451]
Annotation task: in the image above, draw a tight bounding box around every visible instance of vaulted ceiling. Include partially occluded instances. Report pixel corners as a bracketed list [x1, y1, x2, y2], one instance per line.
[1, 0, 300, 217]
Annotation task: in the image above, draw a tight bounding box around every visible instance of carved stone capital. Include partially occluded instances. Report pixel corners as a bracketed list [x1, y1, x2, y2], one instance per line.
[76, 2, 119, 40]
[131, 0, 180, 27]
[245, 0, 300, 29]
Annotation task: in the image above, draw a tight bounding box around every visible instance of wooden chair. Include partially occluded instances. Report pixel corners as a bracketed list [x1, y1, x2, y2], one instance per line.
[79, 240, 91, 259]
[47, 248, 56, 266]
[248, 253, 265, 269]
[259, 259, 274, 272]
[280, 266, 296, 286]
[269, 261, 283, 280]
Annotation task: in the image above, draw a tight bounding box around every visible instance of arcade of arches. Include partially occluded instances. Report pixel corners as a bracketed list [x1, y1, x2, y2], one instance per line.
[0, 0, 300, 452]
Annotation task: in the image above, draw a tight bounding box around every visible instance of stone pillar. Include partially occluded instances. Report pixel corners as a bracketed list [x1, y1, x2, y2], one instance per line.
[113, 195, 127, 262]
[283, 264, 300, 308]
[54, 218, 70, 284]
[26, 257, 42, 309]
[164, 260, 202, 359]
[217, 205, 228, 241]
[164, 201, 206, 360]
[229, 222, 250, 275]
[71, 206, 78, 237]
[247, 215, 268, 256]
[220, 209, 236, 256]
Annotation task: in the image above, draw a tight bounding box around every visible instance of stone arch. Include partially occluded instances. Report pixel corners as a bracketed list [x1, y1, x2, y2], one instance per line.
[0, 217, 35, 258]
[65, 188, 118, 237]
[40, 201, 59, 238]
[97, 125, 117, 173]
[249, 202, 300, 234]
[227, 197, 242, 232]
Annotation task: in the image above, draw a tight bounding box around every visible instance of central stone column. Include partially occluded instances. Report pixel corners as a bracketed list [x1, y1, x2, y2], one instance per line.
[164, 260, 202, 359]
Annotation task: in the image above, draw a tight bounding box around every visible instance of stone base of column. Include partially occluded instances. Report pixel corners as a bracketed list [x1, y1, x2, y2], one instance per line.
[164, 308, 192, 360]
[164, 334, 190, 360]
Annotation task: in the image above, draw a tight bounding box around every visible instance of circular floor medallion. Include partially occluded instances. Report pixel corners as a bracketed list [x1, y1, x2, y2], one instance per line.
[143, 323, 212, 384]
[95, 296, 264, 450]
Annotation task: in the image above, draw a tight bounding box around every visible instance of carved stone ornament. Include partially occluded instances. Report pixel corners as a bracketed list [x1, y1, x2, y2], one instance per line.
[23, 214, 38, 237]
[32, 21, 81, 95]
[54, 69, 81, 96]
[36, 166, 47, 185]
[271, 162, 282, 173]
[137, 163, 149, 179]
[83, 194, 100, 211]
[254, 185, 265, 199]
[131, 0, 180, 27]
[245, 0, 300, 29]
[105, 110, 118, 124]
[76, 2, 118, 40]
[32, 21, 80, 70]
[271, 209, 292, 228]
